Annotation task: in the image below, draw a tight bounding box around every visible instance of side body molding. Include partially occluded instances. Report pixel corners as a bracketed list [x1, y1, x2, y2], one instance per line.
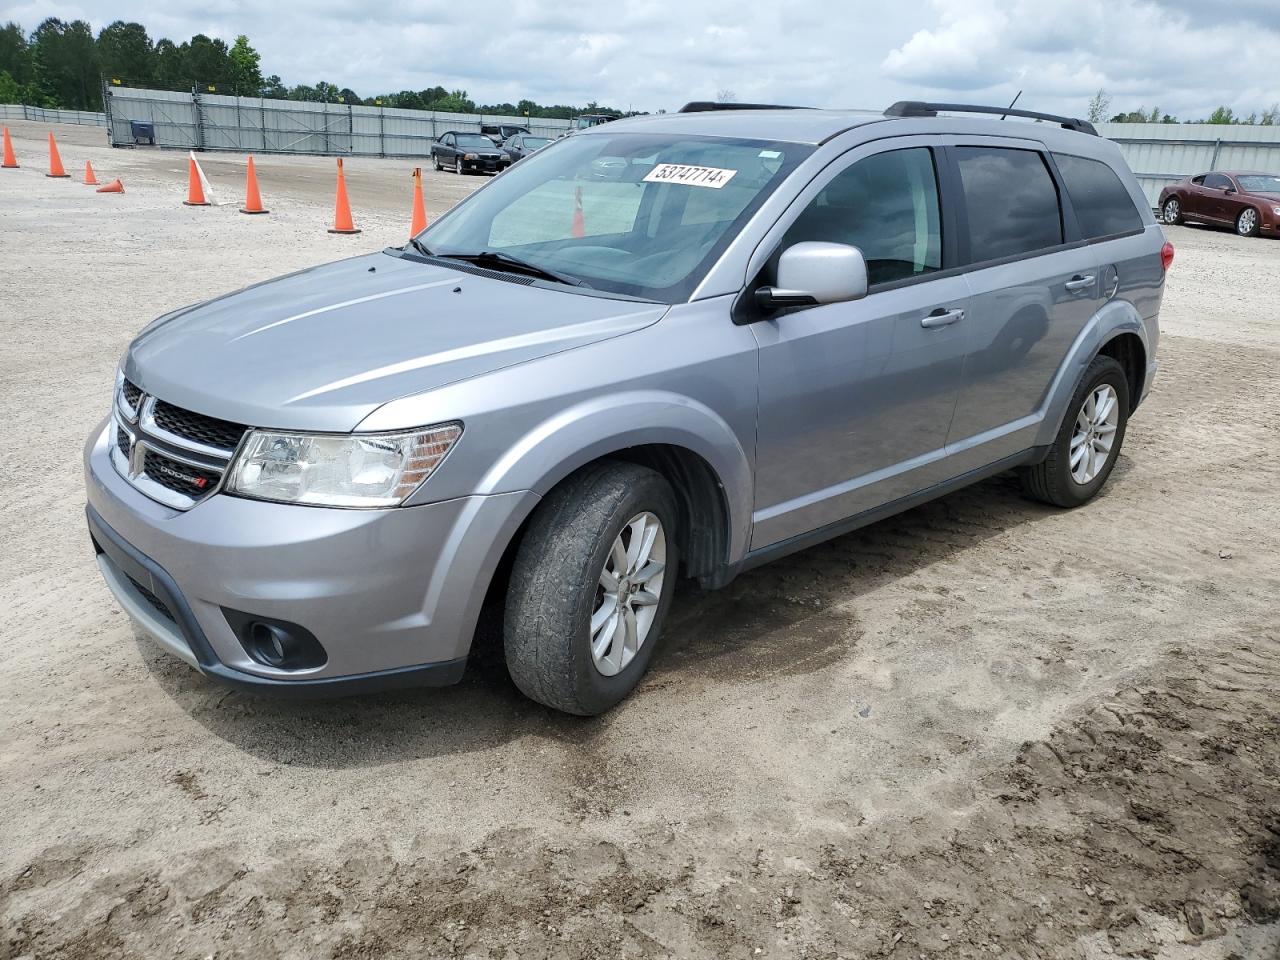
[473, 390, 755, 564]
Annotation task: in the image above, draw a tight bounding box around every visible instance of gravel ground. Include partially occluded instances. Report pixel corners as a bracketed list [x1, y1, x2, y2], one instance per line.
[1, 120, 1278, 960]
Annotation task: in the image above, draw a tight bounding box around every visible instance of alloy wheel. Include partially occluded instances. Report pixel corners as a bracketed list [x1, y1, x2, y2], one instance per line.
[1163, 199, 1179, 223]
[1070, 384, 1120, 485]
[1238, 209, 1257, 235]
[590, 512, 667, 677]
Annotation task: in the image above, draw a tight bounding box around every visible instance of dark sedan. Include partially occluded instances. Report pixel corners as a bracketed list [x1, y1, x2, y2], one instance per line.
[1159, 170, 1280, 237]
[500, 134, 553, 167]
[431, 132, 505, 175]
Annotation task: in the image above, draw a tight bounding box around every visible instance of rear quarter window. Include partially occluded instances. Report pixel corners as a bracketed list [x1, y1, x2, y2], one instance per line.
[1053, 154, 1144, 239]
[954, 146, 1063, 263]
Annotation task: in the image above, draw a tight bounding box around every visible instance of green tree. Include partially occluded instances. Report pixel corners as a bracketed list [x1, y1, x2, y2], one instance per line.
[227, 34, 262, 95]
[1206, 105, 1235, 124]
[1086, 88, 1111, 123]
[1262, 104, 1279, 126]
[0, 21, 33, 86]
[31, 18, 101, 109]
[152, 38, 184, 89]
[96, 21, 153, 86]
[260, 74, 287, 99]
[182, 34, 232, 90]
[0, 69, 20, 103]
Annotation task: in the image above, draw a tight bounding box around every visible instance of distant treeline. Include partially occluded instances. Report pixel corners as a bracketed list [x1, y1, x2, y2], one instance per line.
[0, 18, 632, 120]
[1087, 90, 1278, 126]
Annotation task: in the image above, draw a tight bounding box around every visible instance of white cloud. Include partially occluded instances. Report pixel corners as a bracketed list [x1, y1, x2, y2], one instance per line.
[3, 0, 1277, 118]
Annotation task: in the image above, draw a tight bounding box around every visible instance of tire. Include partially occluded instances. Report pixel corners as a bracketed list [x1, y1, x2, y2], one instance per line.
[456, 158, 465, 175]
[504, 461, 679, 715]
[1020, 355, 1130, 508]
[1236, 207, 1260, 237]
[1162, 197, 1182, 225]
[433, 154, 441, 172]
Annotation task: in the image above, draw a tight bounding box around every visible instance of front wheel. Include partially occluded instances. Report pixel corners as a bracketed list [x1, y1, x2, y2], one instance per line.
[1020, 355, 1130, 508]
[433, 155, 442, 172]
[504, 461, 679, 715]
[1237, 207, 1260, 237]
[1162, 197, 1182, 225]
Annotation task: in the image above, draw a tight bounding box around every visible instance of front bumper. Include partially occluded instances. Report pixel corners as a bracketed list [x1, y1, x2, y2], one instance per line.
[84, 419, 538, 695]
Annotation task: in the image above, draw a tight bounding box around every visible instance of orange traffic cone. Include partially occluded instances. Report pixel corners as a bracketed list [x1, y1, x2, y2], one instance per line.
[96, 179, 124, 193]
[46, 132, 70, 178]
[240, 155, 268, 214]
[83, 160, 99, 185]
[329, 158, 360, 234]
[1, 127, 17, 168]
[571, 185, 586, 238]
[183, 154, 209, 206]
[409, 167, 427, 237]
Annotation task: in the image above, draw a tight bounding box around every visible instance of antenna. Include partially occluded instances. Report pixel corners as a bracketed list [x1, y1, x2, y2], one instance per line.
[1001, 90, 1023, 120]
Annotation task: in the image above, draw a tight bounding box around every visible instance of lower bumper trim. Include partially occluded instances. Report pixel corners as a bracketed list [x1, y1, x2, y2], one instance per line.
[87, 503, 469, 698]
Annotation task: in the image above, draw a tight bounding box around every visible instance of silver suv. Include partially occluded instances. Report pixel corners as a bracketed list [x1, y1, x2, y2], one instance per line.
[84, 101, 1170, 714]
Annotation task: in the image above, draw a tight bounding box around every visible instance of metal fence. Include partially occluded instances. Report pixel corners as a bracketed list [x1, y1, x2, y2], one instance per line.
[1096, 122, 1280, 206]
[0, 103, 106, 126]
[12, 89, 1277, 200]
[102, 86, 571, 157]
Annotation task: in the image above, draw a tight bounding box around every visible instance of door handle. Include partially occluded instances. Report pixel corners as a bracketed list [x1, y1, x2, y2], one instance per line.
[921, 307, 964, 329]
[1065, 275, 1096, 293]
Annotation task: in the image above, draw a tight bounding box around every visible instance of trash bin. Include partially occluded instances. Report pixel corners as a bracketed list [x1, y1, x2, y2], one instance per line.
[130, 121, 156, 146]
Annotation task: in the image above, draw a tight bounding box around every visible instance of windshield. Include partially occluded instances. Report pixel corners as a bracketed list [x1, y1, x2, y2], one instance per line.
[418, 132, 811, 301]
[1238, 175, 1280, 195]
[455, 135, 495, 149]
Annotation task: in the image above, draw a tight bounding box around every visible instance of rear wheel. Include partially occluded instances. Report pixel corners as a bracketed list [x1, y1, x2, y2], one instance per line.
[1162, 197, 1182, 225]
[1237, 207, 1260, 237]
[1020, 355, 1130, 508]
[504, 461, 679, 715]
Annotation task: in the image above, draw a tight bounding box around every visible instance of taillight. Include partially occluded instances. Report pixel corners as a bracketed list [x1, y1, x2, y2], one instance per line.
[1160, 241, 1175, 272]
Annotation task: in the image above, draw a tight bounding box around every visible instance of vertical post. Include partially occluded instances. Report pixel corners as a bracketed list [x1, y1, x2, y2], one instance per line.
[1209, 138, 1223, 171]
[101, 77, 114, 146]
[192, 86, 205, 151]
[348, 102, 354, 156]
[379, 104, 385, 158]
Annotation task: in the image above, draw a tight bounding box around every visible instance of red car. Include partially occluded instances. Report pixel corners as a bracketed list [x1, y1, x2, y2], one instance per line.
[1159, 171, 1280, 237]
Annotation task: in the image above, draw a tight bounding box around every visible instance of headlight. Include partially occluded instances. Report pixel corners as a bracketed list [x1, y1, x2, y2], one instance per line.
[1272, 206, 1280, 216]
[464, 153, 477, 160]
[226, 423, 461, 508]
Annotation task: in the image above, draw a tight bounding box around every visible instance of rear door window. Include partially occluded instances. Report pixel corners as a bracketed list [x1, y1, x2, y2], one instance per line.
[954, 146, 1063, 262]
[1053, 153, 1144, 239]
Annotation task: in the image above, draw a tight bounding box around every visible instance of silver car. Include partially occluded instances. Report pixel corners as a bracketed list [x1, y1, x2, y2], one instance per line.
[84, 101, 1170, 714]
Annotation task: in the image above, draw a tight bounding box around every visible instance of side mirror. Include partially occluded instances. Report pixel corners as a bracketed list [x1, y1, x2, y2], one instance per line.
[1224, 186, 1236, 194]
[756, 242, 869, 310]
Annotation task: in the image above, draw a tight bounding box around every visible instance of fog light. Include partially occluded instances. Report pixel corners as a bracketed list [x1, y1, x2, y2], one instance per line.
[222, 609, 328, 670]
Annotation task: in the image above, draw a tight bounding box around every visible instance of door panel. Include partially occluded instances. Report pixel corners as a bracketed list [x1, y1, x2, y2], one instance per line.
[946, 247, 1101, 470]
[752, 278, 971, 548]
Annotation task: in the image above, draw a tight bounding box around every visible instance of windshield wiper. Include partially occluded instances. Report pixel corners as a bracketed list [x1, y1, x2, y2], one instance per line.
[435, 250, 588, 287]
[406, 237, 434, 258]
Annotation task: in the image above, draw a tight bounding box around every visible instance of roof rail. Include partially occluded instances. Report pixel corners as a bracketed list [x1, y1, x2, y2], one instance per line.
[679, 101, 810, 113]
[884, 101, 1098, 136]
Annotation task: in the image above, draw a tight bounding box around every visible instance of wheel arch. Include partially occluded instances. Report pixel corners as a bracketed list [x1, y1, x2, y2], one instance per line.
[1034, 300, 1151, 448]
[473, 390, 753, 574]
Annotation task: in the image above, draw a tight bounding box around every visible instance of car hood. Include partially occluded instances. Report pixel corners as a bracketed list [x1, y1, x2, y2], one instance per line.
[125, 252, 666, 432]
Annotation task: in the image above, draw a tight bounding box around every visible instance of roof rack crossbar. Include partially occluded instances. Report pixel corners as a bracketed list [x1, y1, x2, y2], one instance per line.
[679, 101, 811, 113]
[884, 101, 1098, 136]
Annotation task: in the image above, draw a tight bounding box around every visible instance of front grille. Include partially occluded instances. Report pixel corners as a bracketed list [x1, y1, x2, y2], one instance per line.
[117, 426, 132, 457]
[122, 379, 142, 410]
[142, 449, 221, 496]
[125, 573, 175, 623]
[152, 400, 247, 452]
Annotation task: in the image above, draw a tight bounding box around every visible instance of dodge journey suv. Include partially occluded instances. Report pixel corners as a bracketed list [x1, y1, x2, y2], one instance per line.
[85, 101, 1170, 714]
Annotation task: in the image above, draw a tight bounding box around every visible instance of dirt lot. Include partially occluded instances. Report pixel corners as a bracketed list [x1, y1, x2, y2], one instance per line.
[1, 120, 1278, 960]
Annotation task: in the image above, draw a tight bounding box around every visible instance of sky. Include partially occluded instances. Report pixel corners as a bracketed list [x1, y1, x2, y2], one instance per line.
[5, 0, 1280, 120]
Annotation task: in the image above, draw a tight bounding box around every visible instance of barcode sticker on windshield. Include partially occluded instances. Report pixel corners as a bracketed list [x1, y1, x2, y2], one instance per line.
[643, 164, 738, 188]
